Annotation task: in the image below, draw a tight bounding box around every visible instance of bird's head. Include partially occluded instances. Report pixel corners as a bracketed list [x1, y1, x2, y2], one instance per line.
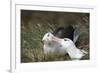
[42, 32, 54, 44]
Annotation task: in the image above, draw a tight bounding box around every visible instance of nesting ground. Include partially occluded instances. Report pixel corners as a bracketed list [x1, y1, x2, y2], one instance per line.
[21, 10, 90, 63]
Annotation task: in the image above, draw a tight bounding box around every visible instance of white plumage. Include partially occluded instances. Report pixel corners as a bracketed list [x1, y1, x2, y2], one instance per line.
[60, 38, 88, 60]
[42, 32, 66, 55]
[42, 32, 88, 60]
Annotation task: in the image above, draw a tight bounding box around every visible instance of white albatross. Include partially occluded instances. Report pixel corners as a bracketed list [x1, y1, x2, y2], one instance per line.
[42, 32, 88, 60]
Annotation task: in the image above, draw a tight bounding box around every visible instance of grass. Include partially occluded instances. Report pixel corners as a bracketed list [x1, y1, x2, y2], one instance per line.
[21, 48, 71, 63]
[21, 10, 90, 63]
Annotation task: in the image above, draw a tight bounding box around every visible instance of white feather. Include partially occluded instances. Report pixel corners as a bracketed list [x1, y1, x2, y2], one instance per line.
[60, 38, 87, 60]
[42, 32, 88, 60]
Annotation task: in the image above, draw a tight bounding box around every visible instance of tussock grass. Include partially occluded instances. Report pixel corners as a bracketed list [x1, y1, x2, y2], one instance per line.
[21, 10, 89, 63]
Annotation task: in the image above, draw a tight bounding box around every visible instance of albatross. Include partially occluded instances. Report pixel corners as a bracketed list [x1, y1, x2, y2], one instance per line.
[42, 32, 88, 60]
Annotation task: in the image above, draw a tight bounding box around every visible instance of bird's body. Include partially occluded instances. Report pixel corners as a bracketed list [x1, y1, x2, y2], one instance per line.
[42, 32, 66, 55]
[43, 43, 66, 55]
